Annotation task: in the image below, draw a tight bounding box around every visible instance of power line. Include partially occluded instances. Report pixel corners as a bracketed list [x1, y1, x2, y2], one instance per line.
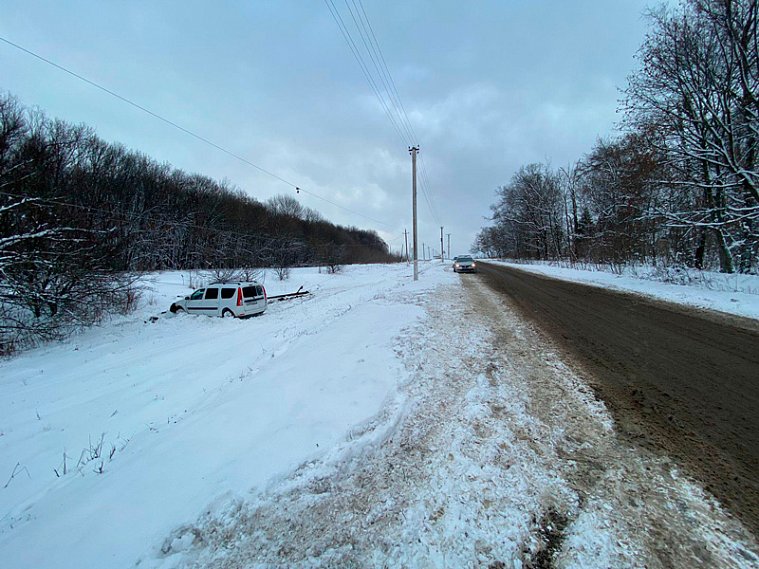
[353, 0, 418, 143]
[330, 0, 416, 147]
[323, 3, 444, 230]
[323, 0, 410, 146]
[0, 35, 392, 229]
[418, 155, 442, 225]
[343, 0, 415, 144]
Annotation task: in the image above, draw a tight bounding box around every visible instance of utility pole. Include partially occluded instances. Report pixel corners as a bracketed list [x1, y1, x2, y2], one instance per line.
[409, 146, 419, 280]
[440, 227, 444, 262]
[404, 229, 409, 264]
[446, 233, 451, 260]
[422, 242, 425, 261]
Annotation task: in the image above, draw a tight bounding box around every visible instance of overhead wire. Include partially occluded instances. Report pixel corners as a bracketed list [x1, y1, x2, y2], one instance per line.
[343, 0, 414, 145]
[323, 0, 410, 146]
[0, 35, 392, 229]
[353, 0, 418, 143]
[324, 1, 443, 229]
[418, 155, 442, 225]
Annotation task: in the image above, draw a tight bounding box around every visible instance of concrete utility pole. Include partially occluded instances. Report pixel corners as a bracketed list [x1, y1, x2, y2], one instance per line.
[404, 228, 409, 264]
[409, 146, 419, 281]
[422, 242, 425, 261]
[440, 227, 444, 262]
[447, 233, 451, 260]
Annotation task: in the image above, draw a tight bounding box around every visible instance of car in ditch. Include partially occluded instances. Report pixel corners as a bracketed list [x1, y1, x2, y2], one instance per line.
[169, 282, 267, 318]
[453, 255, 477, 273]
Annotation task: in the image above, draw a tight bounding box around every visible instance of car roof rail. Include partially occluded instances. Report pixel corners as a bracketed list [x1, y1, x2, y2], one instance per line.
[209, 281, 258, 286]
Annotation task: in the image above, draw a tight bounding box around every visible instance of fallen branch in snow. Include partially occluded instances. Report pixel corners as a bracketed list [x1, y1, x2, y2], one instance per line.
[3, 462, 30, 488]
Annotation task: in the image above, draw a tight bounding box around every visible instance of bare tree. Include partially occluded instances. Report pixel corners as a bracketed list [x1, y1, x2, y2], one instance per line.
[624, 0, 759, 272]
[487, 164, 565, 260]
[266, 194, 304, 219]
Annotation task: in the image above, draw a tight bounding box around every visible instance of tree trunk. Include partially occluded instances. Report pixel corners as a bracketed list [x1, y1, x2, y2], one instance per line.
[714, 227, 735, 273]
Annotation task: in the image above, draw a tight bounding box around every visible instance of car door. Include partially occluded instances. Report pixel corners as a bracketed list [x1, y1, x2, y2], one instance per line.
[185, 288, 206, 313]
[186, 287, 220, 315]
[200, 287, 221, 315]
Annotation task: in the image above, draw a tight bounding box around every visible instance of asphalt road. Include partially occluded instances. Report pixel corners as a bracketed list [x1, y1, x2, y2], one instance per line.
[477, 262, 759, 537]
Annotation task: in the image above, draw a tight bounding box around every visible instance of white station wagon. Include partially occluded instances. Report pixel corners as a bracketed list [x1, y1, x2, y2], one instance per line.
[170, 282, 267, 318]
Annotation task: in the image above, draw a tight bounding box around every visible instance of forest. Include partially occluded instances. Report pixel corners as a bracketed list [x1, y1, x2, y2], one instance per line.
[0, 94, 395, 352]
[474, 0, 758, 275]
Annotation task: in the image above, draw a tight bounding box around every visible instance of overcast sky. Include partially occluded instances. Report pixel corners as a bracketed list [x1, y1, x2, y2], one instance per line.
[1, 0, 659, 256]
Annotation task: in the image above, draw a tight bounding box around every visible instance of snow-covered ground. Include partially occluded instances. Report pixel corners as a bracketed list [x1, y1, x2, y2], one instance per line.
[0, 263, 446, 568]
[485, 260, 759, 320]
[1, 261, 757, 568]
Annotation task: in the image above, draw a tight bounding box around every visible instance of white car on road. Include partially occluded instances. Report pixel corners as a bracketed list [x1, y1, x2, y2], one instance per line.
[453, 256, 477, 273]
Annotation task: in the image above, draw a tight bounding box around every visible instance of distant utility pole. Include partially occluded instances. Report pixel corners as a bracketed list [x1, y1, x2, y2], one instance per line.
[440, 227, 444, 263]
[404, 228, 409, 264]
[446, 233, 451, 260]
[409, 146, 419, 281]
[422, 242, 426, 261]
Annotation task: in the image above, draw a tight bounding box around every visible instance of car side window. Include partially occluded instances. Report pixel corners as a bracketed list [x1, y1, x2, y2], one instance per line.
[190, 289, 205, 301]
[255, 285, 263, 297]
[221, 288, 235, 299]
[204, 288, 219, 300]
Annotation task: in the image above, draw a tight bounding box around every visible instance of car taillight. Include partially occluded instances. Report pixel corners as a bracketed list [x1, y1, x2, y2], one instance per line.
[262, 286, 267, 301]
[237, 288, 243, 306]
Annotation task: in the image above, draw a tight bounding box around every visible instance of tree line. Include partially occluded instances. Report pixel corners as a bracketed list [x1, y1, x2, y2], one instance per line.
[0, 93, 395, 353]
[475, 0, 758, 275]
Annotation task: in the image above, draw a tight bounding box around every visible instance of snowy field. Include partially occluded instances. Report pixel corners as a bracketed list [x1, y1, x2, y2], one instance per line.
[1, 261, 758, 568]
[0, 263, 448, 568]
[486, 260, 759, 320]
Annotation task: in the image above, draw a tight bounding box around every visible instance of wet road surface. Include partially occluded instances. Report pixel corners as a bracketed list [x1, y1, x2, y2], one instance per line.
[477, 262, 759, 536]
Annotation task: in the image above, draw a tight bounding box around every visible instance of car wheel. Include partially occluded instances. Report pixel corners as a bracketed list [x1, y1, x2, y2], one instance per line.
[221, 308, 235, 318]
[170, 304, 184, 314]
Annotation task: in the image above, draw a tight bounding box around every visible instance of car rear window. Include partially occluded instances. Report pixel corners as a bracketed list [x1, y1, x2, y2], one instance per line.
[242, 286, 257, 298]
[204, 288, 219, 300]
[221, 288, 235, 299]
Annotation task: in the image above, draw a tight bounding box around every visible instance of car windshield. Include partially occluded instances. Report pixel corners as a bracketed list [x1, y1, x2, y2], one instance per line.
[458, 256, 473, 262]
